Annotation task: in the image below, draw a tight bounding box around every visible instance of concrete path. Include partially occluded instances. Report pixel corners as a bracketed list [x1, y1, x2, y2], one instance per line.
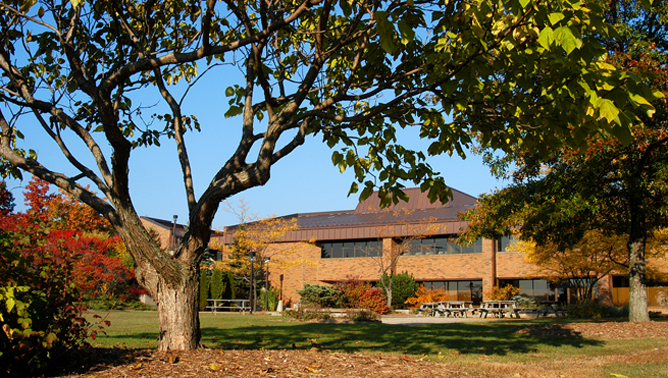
[381, 315, 491, 325]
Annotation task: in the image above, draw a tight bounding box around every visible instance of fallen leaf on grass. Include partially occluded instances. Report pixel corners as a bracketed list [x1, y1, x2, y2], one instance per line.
[209, 363, 223, 370]
[304, 366, 320, 373]
[131, 363, 142, 370]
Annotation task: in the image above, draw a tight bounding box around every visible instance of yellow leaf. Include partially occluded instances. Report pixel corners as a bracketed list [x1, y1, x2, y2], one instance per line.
[209, 363, 223, 370]
[305, 366, 320, 373]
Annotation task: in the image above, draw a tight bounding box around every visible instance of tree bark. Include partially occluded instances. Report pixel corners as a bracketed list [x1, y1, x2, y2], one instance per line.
[156, 270, 201, 350]
[628, 236, 650, 322]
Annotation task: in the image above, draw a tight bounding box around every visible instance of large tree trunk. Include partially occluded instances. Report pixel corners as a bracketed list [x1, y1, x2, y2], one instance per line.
[628, 237, 650, 322]
[156, 271, 201, 350]
[114, 208, 205, 350]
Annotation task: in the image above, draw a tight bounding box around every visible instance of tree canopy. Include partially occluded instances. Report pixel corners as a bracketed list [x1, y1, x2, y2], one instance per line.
[0, 0, 661, 349]
[460, 0, 668, 322]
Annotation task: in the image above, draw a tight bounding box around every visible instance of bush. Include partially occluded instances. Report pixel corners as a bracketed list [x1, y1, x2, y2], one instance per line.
[198, 270, 210, 311]
[345, 308, 381, 322]
[0, 227, 105, 377]
[511, 295, 538, 309]
[376, 272, 419, 309]
[297, 284, 340, 308]
[281, 305, 331, 321]
[357, 287, 390, 314]
[405, 285, 449, 309]
[488, 284, 521, 300]
[259, 286, 279, 311]
[334, 277, 389, 314]
[566, 301, 628, 319]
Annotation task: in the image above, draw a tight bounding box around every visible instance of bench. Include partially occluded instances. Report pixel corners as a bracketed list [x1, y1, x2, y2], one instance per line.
[206, 299, 251, 314]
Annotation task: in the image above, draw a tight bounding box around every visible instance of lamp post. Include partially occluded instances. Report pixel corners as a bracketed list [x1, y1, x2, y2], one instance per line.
[171, 215, 178, 252]
[264, 258, 271, 311]
[249, 251, 255, 314]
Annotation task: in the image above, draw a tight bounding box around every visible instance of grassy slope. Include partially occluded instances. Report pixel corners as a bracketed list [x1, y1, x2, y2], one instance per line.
[85, 311, 668, 378]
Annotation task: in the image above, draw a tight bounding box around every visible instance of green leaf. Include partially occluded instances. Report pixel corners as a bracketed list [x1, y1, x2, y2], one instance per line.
[225, 87, 234, 97]
[21, 0, 37, 12]
[224, 105, 243, 118]
[548, 13, 565, 26]
[519, 0, 531, 8]
[595, 98, 620, 123]
[375, 11, 396, 53]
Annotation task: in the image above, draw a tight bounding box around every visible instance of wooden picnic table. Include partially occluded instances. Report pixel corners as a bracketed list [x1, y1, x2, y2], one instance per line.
[435, 301, 472, 318]
[206, 299, 251, 314]
[476, 300, 520, 319]
[537, 301, 565, 318]
[415, 302, 439, 316]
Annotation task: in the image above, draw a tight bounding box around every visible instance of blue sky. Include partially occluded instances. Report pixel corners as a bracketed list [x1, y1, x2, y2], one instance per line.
[5, 61, 509, 230]
[6, 131, 508, 230]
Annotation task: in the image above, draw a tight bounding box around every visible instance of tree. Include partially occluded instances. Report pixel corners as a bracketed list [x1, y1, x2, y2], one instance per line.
[365, 208, 440, 309]
[517, 229, 668, 303]
[0, 181, 15, 215]
[462, 0, 668, 322]
[377, 271, 419, 309]
[0, 0, 659, 349]
[23, 177, 110, 233]
[514, 230, 627, 303]
[221, 200, 301, 310]
[198, 270, 209, 311]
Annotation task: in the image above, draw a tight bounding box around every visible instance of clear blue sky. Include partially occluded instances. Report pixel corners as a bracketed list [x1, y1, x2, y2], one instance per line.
[5, 66, 509, 230]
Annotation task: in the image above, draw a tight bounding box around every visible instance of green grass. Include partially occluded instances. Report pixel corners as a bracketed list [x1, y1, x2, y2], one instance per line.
[86, 311, 668, 377]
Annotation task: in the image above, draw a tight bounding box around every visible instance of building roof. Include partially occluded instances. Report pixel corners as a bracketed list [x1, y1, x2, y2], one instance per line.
[140, 216, 224, 239]
[223, 187, 477, 244]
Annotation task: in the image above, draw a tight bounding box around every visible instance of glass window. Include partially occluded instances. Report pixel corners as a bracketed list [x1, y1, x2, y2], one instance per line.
[434, 237, 448, 255]
[321, 239, 384, 259]
[332, 243, 343, 258]
[446, 239, 461, 254]
[321, 243, 332, 258]
[496, 235, 519, 252]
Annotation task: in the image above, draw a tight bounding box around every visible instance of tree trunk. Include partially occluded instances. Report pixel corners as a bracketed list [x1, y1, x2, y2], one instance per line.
[386, 275, 393, 310]
[156, 271, 201, 350]
[628, 237, 650, 322]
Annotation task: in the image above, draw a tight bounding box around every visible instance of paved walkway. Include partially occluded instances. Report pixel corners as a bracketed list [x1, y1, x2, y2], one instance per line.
[381, 315, 491, 325]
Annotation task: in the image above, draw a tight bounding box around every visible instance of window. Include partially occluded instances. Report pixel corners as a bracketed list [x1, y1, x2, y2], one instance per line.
[498, 279, 556, 301]
[496, 235, 519, 252]
[421, 280, 483, 305]
[320, 239, 381, 258]
[403, 236, 482, 255]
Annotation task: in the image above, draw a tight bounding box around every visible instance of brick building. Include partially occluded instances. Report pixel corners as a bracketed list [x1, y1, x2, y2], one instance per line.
[144, 188, 668, 308]
[217, 187, 668, 308]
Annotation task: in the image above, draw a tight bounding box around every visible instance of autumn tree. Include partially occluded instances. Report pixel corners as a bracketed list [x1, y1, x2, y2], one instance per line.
[366, 208, 441, 309]
[22, 177, 111, 233]
[222, 200, 300, 310]
[0, 0, 660, 349]
[516, 229, 668, 303]
[461, 0, 668, 322]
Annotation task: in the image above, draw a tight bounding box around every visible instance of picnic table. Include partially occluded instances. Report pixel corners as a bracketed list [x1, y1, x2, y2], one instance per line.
[416, 302, 439, 316]
[206, 299, 251, 314]
[537, 301, 565, 318]
[476, 300, 520, 319]
[435, 301, 472, 318]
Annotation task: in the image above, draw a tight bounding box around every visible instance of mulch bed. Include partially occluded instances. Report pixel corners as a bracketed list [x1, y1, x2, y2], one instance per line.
[51, 321, 668, 378]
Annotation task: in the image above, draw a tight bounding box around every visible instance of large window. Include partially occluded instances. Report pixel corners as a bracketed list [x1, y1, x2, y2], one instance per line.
[498, 279, 556, 301]
[403, 236, 482, 255]
[495, 235, 519, 252]
[421, 280, 483, 304]
[321, 239, 381, 258]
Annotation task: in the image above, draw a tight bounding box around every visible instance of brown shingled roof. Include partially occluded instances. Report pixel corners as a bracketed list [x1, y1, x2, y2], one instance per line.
[222, 187, 477, 243]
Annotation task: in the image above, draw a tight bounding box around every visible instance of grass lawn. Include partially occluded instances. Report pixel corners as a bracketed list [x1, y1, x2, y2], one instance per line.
[85, 310, 668, 377]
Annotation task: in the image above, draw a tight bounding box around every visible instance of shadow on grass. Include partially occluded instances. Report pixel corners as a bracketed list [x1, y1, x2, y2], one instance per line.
[100, 319, 602, 356]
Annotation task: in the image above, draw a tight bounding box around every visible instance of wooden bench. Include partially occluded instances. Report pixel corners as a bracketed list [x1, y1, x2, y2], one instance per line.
[206, 299, 251, 314]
